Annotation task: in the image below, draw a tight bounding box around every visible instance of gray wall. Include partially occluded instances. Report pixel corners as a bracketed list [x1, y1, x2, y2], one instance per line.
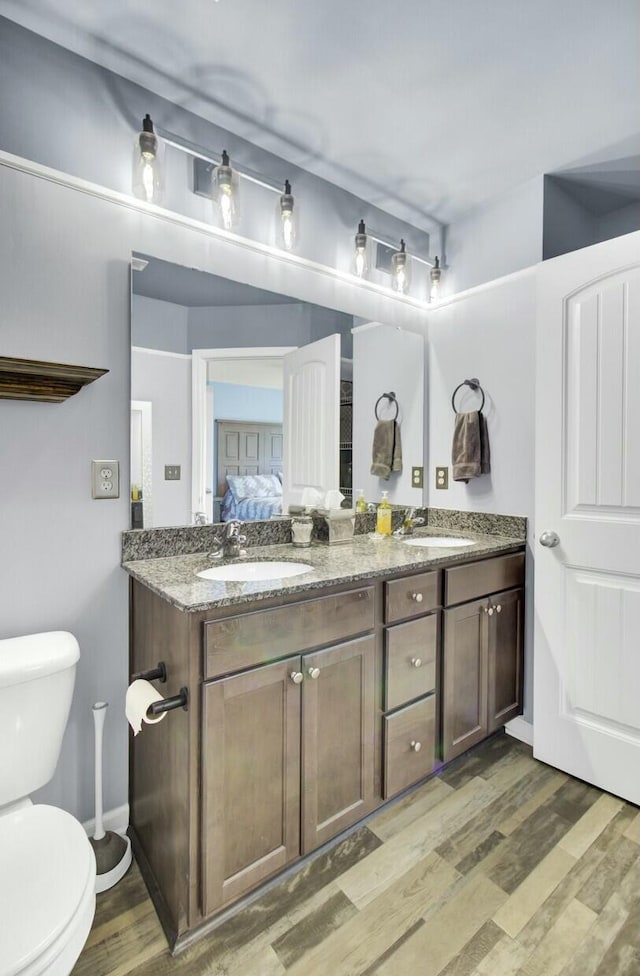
[543, 176, 640, 260]
[131, 295, 189, 353]
[0, 17, 435, 289]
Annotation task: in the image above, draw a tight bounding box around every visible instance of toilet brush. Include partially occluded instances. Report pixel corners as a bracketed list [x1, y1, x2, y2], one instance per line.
[90, 702, 132, 893]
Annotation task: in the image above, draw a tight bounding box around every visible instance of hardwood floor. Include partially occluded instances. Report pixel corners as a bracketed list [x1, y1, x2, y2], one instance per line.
[73, 735, 639, 976]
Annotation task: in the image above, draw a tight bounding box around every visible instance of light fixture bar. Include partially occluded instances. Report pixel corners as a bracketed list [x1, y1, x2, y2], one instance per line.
[159, 130, 282, 195]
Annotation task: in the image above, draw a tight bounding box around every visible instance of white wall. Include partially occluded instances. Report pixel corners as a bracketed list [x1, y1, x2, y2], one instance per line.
[427, 269, 536, 720]
[131, 349, 192, 527]
[353, 324, 425, 506]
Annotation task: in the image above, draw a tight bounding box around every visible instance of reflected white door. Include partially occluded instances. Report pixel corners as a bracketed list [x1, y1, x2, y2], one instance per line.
[534, 231, 640, 804]
[283, 334, 340, 510]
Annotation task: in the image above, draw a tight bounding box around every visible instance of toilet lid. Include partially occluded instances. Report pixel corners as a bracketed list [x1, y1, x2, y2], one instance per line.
[0, 805, 95, 976]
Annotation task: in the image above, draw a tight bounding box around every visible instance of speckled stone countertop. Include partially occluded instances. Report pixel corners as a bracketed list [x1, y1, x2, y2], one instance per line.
[123, 527, 526, 613]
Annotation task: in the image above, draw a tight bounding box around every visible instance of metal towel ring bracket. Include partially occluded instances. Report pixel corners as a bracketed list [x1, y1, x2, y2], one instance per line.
[375, 391, 399, 421]
[451, 378, 485, 414]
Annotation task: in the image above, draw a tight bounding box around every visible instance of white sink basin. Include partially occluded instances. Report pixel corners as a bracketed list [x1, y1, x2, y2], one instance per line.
[404, 536, 475, 549]
[197, 561, 313, 582]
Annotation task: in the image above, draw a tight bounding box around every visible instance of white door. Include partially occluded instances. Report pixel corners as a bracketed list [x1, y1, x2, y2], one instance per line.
[534, 231, 640, 804]
[283, 334, 340, 510]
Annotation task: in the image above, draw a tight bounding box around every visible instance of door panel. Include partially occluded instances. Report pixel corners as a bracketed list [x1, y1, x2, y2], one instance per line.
[301, 635, 376, 853]
[442, 598, 489, 761]
[487, 588, 523, 732]
[535, 231, 640, 804]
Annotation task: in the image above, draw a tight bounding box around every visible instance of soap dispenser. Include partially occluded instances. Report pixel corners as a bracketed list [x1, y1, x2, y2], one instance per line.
[355, 489, 367, 514]
[376, 491, 392, 536]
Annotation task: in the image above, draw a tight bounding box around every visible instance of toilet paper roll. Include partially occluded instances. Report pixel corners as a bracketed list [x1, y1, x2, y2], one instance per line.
[125, 679, 167, 735]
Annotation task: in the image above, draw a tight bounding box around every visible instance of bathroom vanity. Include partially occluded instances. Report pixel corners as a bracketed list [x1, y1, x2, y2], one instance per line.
[124, 525, 525, 950]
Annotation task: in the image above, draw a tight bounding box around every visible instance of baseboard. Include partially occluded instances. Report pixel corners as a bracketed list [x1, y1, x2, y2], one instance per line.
[505, 717, 533, 746]
[82, 802, 129, 838]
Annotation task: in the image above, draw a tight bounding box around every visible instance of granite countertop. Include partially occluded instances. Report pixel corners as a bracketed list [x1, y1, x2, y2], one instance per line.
[122, 527, 526, 613]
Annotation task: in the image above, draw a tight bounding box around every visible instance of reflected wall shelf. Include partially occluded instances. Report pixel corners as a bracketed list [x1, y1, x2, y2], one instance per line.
[0, 356, 108, 402]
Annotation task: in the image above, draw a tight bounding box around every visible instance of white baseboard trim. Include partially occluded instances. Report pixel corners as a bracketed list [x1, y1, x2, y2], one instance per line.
[82, 803, 129, 838]
[505, 717, 534, 746]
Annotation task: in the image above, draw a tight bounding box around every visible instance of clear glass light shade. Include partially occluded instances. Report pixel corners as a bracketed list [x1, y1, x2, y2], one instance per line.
[352, 220, 369, 278]
[429, 257, 442, 303]
[278, 181, 297, 250]
[391, 241, 411, 294]
[132, 115, 163, 204]
[212, 151, 240, 230]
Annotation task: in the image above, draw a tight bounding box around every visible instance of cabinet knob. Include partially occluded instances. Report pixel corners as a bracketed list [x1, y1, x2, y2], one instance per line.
[410, 740, 421, 752]
[290, 671, 303, 684]
[487, 607, 494, 616]
[307, 667, 320, 680]
[411, 592, 423, 603]
[496, 604, 502, 613]
[411, 657, 422, 668]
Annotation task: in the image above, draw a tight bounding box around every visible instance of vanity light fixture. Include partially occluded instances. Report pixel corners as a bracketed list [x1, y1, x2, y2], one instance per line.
[212, 149, 240, 230]
[391, 239, 411, 294]
[132, 114, 163, 204]
[353, 219, 369, 279]
[429, 256, 442, 302]
[279, 180, 297, 250]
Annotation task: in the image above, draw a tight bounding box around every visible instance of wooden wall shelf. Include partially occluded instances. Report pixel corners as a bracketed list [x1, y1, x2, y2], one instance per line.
[0, 357, 109, 403]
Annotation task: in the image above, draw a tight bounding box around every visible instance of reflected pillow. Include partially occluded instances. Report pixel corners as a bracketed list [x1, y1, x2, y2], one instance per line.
[226, 474, 282, 501]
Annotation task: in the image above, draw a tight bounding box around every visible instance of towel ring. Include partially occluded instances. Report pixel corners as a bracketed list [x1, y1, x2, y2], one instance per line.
[452, 378, 485, 414]
[375, 392, 399, 421]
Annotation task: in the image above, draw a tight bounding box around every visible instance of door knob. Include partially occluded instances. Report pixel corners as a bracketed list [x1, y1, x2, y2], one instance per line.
[411, 592, 423, 603]
[290, 671, 303, 684]
[410, 740, 421, 752]
[411, 657, 422, 668]
[307, 667, 320, 680]
[539, 531, 560, 548]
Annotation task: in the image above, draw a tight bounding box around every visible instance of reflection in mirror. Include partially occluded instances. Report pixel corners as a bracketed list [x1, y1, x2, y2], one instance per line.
[130, 254, 356, 529]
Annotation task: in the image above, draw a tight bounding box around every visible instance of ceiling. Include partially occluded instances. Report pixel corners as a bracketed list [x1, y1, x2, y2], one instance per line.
[132, 255, 300, 307]
[2, 0, 639, 225]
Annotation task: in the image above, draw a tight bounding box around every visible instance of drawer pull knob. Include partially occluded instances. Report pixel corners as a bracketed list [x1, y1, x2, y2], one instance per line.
[290, 671, 304, 684]
[307, 667, 320, 680]
[411, 592, 423, 603]
[496, 604, 502, 613]
[410, 740, 422, 752]
[487, 607, 494, 616]
[411, 657, 422, 668]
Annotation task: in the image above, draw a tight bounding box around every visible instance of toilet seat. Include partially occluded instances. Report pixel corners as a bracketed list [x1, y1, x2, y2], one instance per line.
[0, 804, 96, 976]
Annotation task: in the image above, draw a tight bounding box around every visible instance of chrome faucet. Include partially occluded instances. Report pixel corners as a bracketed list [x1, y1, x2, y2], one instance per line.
[394, 507, 426, 536]
[209, 520, 248, 560]
[193, 511, 208, 526]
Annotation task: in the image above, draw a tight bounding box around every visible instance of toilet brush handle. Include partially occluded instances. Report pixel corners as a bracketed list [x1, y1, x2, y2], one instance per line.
[92, 702, 108, 842]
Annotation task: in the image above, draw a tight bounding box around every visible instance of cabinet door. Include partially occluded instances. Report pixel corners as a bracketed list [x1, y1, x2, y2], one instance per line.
[442, 598, 489, 762]
[488, 587, 524, 733]
[301, 635, 376, 853]
[202, 657, 301, 915]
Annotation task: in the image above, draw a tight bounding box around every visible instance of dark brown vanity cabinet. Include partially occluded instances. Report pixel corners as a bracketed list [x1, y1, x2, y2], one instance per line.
[442, 554, 525, 762]
[201, 593, 378, 914]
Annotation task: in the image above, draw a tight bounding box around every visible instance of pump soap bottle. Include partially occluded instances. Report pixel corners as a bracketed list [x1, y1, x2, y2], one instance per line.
[376, 491, 392, 536]
[355, 489, 367, 514]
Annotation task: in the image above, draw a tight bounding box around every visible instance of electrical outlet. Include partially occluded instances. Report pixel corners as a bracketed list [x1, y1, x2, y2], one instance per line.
[411, 466, 424, 488]
[165, 465, 181, 481]
[435, 466, 449, 490]
[92, 460, 120, 499]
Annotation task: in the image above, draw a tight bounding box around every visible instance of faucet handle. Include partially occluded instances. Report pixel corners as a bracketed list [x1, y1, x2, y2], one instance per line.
[208, 535, 224, 560]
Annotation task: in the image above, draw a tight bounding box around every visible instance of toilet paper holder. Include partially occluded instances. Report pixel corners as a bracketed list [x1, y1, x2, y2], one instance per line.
[131, 661, 167, 683]
[147, 686, 189, 716]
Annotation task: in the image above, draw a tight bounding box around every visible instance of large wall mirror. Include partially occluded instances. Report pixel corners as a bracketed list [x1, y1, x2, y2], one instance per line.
[130, 252, 426, 530]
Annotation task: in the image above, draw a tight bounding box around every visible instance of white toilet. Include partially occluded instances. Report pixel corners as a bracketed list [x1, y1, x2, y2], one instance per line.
[0, 632, 96, 976]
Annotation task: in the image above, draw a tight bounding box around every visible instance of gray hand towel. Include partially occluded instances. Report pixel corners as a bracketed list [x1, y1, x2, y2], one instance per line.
[370, 420, 403, 480]
[452, 410, 491, 483]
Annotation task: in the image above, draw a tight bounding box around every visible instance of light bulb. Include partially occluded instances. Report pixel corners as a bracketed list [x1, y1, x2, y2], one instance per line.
[429, 256, 442, 302]
[132, 114, 163, 204]
[391, 239, 411, 294]
[279, 180, 297, 250]
[353, 219, 369, 278]
[212, 150, 240, 229]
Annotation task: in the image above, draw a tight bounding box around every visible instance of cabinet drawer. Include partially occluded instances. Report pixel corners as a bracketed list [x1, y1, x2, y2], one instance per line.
[383, 696, 436, 799]
[385, 570, 439, 623]
[205, 587, 375, 678]
[385, 614, 438, 710]
[444, 552, 525, 607]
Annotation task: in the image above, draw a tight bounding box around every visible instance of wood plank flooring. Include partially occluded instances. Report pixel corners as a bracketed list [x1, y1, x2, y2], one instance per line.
[73, 735, 639, 976]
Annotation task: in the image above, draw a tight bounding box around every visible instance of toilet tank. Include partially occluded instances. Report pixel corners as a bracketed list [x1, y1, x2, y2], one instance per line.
[0, 632, 80, 806]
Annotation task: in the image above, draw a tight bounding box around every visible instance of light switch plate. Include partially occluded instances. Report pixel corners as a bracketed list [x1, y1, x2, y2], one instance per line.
[165, 465, 181, 481]
[411, 466, 424, 488]
[92, 460, 120, 499]
[435, 466, 449, 490]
